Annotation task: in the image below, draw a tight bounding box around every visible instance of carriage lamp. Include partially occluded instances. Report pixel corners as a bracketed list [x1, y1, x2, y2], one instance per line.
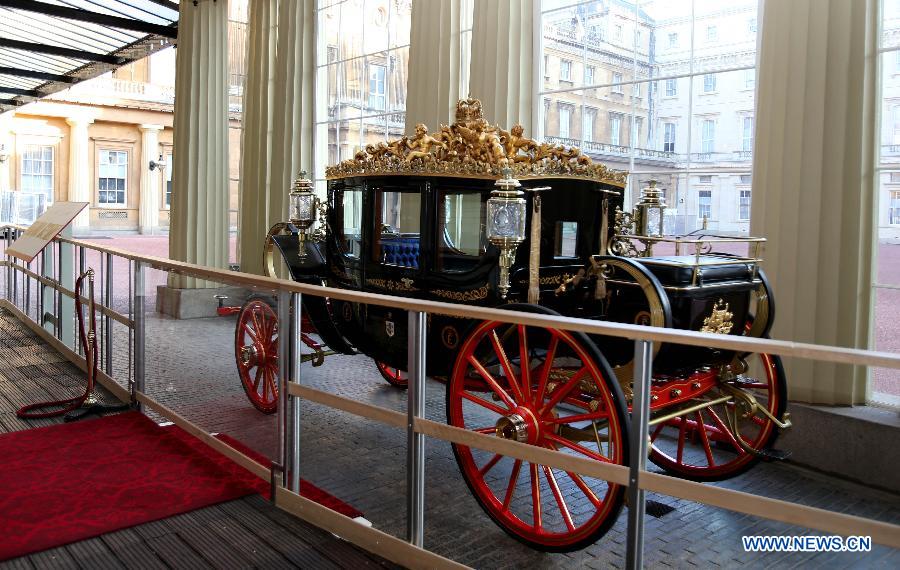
[487, 169, 527, 299]
[289, 171, 317, 259]
[634, 179, 667, 238]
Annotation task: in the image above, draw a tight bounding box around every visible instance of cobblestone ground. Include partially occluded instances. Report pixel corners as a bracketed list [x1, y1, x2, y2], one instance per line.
[104, 312, 898, 569]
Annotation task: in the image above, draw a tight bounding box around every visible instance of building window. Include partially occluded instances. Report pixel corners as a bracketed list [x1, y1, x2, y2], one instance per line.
[703, 73, 716, 93]
[668, 32, 678, 48]
[368, 64, 386, 111]
[165, 153, 173, 208]
[744, 68, 756, 89]
[748, 18, 757, 33]
[610, 115, 622, 146]
[584, 65, 594, 85]
[701, 119, 715, 154]
[698, 190, 712, 220]
[740, 174, 752, 184]
[612, 72, 624, 93]
[559, 106, 571, 138]
[635, 29, 642, 45]
[891, 172, 900, 183]
[665, 78, 677, 97]
[98, 150, 127, 206]
[742, 117, 754, 152]
[633, 117, 643, 146]
[633, 82, 641, 97]
[583, 110, 595, 143]
[706, 25, 718, 42]
[21, 144, 54, 204]
[698, 175, 713, 184]
[891, 191, 900, 225]
[560, 59, 572, 81]
[663, 122, 676, 152]
[739, 189, 751, 221]
[614, 23, 623, 41]
[544, 54, 550, 78]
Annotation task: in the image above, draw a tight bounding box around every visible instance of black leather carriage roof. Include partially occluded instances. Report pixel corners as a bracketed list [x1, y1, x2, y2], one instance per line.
[640, 255, 755, 286]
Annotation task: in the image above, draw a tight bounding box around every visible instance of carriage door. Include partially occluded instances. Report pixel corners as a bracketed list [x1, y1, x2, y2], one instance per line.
[362, 184, 424, 366]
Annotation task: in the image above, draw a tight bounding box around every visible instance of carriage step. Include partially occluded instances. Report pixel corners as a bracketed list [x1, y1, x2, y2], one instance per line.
[758, 448, 792, 462]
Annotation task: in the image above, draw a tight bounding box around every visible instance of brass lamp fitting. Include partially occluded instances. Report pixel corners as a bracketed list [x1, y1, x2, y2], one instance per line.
[289, 171, 317, 260]
[634, 179, 667, 238]
[487, 168, 527, 299]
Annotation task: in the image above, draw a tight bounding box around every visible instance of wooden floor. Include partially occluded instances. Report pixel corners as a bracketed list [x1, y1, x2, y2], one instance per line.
[0, 309, 398, 570]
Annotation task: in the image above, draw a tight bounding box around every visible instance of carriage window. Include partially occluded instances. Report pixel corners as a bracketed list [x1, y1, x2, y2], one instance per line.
[436, 190, 487, 272]
[338, 189, 363, 258]
[555, 221, 578, 258]
[375, 190, 421, 268]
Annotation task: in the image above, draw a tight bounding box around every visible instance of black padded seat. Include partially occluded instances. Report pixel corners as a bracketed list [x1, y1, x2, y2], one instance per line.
[639, 255, 754, 286]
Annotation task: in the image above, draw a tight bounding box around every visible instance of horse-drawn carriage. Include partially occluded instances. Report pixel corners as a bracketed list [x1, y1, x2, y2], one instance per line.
[232, 98, 791, 551]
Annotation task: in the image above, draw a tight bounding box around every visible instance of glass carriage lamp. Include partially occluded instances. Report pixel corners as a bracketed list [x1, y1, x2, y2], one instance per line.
[289, 171, 317, 259]
[487, 168, 527, 299]
[635, 179, 667, 237]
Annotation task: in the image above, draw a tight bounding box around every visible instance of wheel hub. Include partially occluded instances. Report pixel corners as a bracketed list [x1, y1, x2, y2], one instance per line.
[240, 344, 261, 367]
[495, 413, 529, 442]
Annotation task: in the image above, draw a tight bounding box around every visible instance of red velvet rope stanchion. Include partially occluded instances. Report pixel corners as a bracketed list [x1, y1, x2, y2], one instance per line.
[16, 269, 100, 419]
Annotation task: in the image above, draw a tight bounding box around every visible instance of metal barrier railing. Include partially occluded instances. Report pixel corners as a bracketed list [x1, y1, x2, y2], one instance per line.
[1, 224, 899, 569]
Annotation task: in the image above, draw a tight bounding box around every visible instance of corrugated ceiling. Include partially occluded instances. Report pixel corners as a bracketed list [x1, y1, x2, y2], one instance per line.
[0, 0, 179, 112]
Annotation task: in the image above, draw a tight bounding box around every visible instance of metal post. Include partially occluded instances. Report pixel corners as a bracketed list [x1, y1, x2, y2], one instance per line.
[289, 291, 302, 493]
[406, 310, 426, 547]
[55, 241, 63, 340]
[24, 259, 31, 319]
[277, 290, 291, 488]
[132, 261, 145, 409]
[626, 339, 653, 570]
[37, 251, 44, 330]
[104, 253, 113, 373]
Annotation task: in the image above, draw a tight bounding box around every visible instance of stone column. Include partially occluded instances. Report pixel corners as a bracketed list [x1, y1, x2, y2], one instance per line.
[237, 0, 278, 276]
[469, 0, 536, 133]
[752, 0, 877, 404]
[405, 0, 464, 134]
[138, 124, 163, 235]
[167, 0, 229, 289]
[65, 115, 94, 234]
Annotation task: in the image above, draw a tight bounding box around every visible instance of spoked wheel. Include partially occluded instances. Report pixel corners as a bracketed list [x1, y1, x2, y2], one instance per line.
[375, 361, 408, 389]
[235, 298, 280, 414]
[447, 306, 630, 552]
[648, 352, 787, 481]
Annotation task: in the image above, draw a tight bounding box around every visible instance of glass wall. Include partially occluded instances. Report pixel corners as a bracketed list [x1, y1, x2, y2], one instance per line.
[538, 0, 759, 235]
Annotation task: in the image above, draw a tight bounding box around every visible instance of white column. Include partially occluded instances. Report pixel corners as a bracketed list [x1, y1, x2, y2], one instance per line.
[237, 0, 278, 276]
[469, 0, 536, 133]
[405, 0, 464, 134]
[138, 124, 163, 235]
[0, 112, 12, 192]
[65, 115, 94, 234]
[168, 0, 229, 289]
[752, 0, 877, 404]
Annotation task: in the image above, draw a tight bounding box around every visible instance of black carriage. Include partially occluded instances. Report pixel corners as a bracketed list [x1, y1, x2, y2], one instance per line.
[233, 98, 791, 552]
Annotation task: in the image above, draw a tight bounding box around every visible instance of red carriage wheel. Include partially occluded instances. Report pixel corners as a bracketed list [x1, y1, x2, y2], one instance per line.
[447, 306, 630, 552]
[235, 298, 280, 414]
[375, 361, 408, 388]
[648, 352, 787, 481]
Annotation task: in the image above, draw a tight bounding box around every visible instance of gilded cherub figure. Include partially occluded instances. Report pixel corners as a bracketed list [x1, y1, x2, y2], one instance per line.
[405, 123, 445, 162]
[457, 118, 506, 164]
[501, 123, 537, 162]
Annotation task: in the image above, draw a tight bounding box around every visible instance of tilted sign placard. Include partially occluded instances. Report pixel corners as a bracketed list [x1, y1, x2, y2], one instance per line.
[5, 202, 88, 263]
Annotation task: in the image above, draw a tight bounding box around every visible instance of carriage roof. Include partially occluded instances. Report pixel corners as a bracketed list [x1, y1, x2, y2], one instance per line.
[324, 97, 628, 192]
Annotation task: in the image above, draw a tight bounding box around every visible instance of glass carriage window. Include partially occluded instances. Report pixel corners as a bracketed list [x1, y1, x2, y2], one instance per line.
[375, 190, 421, 268]
[436, 189, 486, 272]
[555, 221, 578, 258]
[337, 189, 363, 258]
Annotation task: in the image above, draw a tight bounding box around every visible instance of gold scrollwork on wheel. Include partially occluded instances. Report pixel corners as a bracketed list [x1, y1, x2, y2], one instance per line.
[325, 97, 628, 187]
[365, 278, 418, 293]
[431, 284, 490, 301]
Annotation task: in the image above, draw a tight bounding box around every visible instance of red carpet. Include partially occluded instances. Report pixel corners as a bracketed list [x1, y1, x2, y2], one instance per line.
[0, 412, 358, 561]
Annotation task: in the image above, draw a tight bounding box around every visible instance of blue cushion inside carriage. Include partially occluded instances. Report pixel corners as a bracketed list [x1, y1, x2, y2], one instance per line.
[380, 234, 420, 268]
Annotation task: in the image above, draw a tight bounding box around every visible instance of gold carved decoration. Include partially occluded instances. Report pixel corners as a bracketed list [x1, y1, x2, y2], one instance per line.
[700, 299, 734, 335]
[325, 97, 628, 187]
[431, 284, 490, 302]
[366, 278, 418, 293]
